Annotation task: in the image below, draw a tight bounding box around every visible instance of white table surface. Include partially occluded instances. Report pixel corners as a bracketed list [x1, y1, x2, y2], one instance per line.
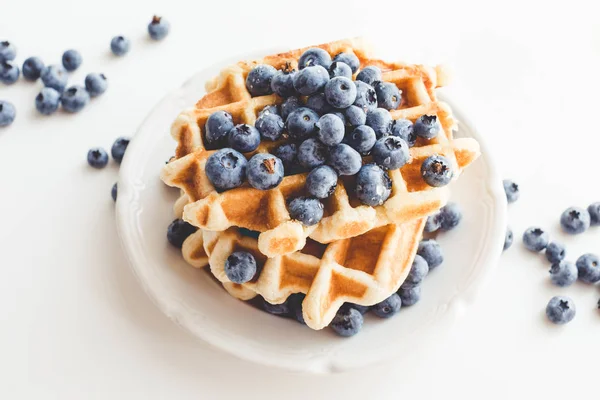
[2, 0, 599, 398]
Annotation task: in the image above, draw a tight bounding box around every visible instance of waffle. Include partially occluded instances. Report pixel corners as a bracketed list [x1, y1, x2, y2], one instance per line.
[161, 38, 480, 258]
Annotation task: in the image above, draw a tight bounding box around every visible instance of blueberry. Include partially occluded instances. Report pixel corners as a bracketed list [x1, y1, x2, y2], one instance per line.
[330, 307, 363, 337]
[365, 108, 392, 138]
[324, 76, 357, 108]
[372, 136, 409, 170]
[560, 207, 591, 235]
[522, 227, 549, 252]
[204, 111, 235, 146]
[332, 111, 346, 126]
[346, 125, 376, 154]
[332, 52, 360, 73]
[22, 57, 44, 81]
[0, 101, 16, 127]
[344, 105, 367, 126]
[355, 164, 391, 206]
[298, 47, 331, 69]
[353, 81, 378, 113]
[549, 261, 577, 287]
[85, 73, 108, 97]
[41, 65, 68, 92]
[167, 218, 197, 248]
[60, 85, 90, 113]
[111, 183, 118, 202]
[504, 227, 513, 251]
[224, 251, 257, 284]
[258, 104, 279, 117]
[61, 49, 82, 71]
[390, 119, 416, 147]
[285, 107, 319, 141]
[262, 298, 290, 316]
[274, 143, 298, 171]
[546, 296, 576, 325]
[503, 179, 520, 203]
[247, 153, 284, 190]
[403, 254, 429, 288]
[306, 93, 333, 115]
[281, 96, 302, 121]
[288, 293, 306, 324]
[576, 253, 600, 284]
[316, 113, 344, 146]
[306, 165, 338, 199]
[374, 81, 402, 110]
[424, 212, 441, 233]
[398, 285, 421, 306]
[328, 61, 352, 79]
[372, 293, 402, 318]
[356, 66, 382, 85]
[205, 148, 247, 190]
[270, 64, 297, 98]
[293, 65, 329, 96]
[255, 112, 284, 141]
[148, 15, 170, 40]
[344, 303, 370, 315]
[297, 138, 328, 169]
[228, 124, 261, 153]
[111, 137, 130, 164]
[246, 64, 277, 96]
[417, 239, 443, 269]
[238, 228, 260, 239]
[34, 88, 60, 116]
[0, 41, 16, 62]
[588, 202, 600, 226]
[438, 202, 462, 231]
[421, 155, 453, 187]
[414, 115, 440, 140]
[110, 36, 130, 56]
[328, 144, 362, 176]
[288, 197, 324, 226]
[545, 242, 566, 263]
[87, 147, 109, 169]
[0, 61, 19, 84]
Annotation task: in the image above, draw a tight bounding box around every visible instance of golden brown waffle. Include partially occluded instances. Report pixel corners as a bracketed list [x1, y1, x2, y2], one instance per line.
[161, 38, 480, 258]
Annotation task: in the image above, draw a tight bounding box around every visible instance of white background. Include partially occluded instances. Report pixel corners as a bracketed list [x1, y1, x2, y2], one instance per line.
[1, 0, 600, 398]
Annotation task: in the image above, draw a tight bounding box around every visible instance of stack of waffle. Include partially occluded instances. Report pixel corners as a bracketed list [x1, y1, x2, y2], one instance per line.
[161, 39, 480, 330]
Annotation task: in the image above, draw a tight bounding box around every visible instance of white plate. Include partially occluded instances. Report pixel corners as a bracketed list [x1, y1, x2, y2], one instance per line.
[116, 50, 507, 374]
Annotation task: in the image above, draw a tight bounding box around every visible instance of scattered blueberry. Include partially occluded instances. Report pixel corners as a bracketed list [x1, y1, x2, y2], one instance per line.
[346, 125, 376, 154]
[545, 242, 566, 264]
[228, 124, 261, 153]
[403, 254, 429, 288]
[111, 137, 130, 164]
[503, 179, 520, 203]
[35, 87, 60, 115]
[372, 136, 409, 170]
[316, 113, 345, 146]
[293, 65, 329, 96]
[356, 66, 382, 85]
[365, 108, 392, 138]
[588, 202, 600, 226]
[297, 138, 328, 169]
[205, 148, 247, 190]
[549, 261, 577, 287]
[111, 182, 118, 202]
[288, 197, 324, 226]
[328, 61, 352, 79]
[353, 81, 378, 113]
[255, 112, 284, 141]
[560, 207, 591, 235]
[247, 153, 284, 190]
[285, 107, 319, 141]
[414, 115, 440, 139]
[288, 293, 306, 324]
[224, 251, 257, 284]
[504, 227, 513, 251]
[270, 64, 297, 98]
[330, 307, 363, 337]
[398, 285, 421, 306]
[372, 293, 402, 318]
[61, 49, 82, 71]
[274, 143, 298, 171]
[417, 239, 443, 269]
[355, 164, 391, 206]
[546, 296, 576, 325]
[328, 143, 362, 176]
[332, 52, 360, 73]
[205, 111, 235, 146]
[324, 76, 357, 108]
[148, 16, 170, 40]
[0, 61, 19, 84]
[0, 41, 16, 62]
[0, 101, 16, 127]
[281, 96, 302, 121]
[167, 218, 197, 248]
[262, 298, 290, 316]
[306, 165, 338, 199]
[84, 73, 108, 97]
[22, 57, 44, 81]
[298, 47, 331, 69]
[41, 65, 68, 92]
[522, 227, 549, 252]
[60, 85, 90, 113]
[87, 147, 109, 169]
[110, 36, 130, 56]
[390, 119, 416, 147]
[306, 93, 333, 115]
[421, 155, 453, 187]
[576, 253, 600, 284]
[246, 64, 277, 96]
[374, 81, 402, 110]
[424, 212, 441, 233]
[438, 202, 462, 231]
[344, 105, 367, 126]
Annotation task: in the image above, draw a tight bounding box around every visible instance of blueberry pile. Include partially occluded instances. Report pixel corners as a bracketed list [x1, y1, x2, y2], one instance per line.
[0, 16, 169, 125]
[203, 47, 452, 230]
